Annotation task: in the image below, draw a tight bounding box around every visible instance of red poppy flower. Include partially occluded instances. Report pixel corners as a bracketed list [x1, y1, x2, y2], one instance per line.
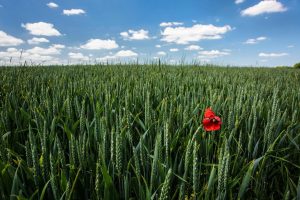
[202, 108, 222, 131]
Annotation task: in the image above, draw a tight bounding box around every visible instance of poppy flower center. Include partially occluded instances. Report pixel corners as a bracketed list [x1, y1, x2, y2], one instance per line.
[211, 118, 218, 123]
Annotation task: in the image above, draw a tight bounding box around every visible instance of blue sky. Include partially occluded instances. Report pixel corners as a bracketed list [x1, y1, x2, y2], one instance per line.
[0, 0, 299, 66]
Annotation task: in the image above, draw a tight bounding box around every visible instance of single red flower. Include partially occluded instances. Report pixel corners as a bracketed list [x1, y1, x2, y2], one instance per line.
[202, 108, 222, 131]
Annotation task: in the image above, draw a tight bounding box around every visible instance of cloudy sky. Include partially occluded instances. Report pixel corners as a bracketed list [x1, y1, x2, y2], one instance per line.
[0, 0, 299, 66]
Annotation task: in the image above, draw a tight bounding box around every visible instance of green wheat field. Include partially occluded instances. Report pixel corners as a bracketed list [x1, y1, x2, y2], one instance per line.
[0, 65, 299, 200]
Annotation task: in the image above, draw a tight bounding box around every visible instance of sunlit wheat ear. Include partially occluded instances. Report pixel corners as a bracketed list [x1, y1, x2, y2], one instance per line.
[116, 132, 123, 175]
[70, 135, 77, 167]
[179, 139, 193, 199]
[80, 99, 86, 133]
[164, 122, 170, 166]
[145, 91, 151, 128]
[110, 127, 115, 166]
[95, 145, 102, 200]
[41, 120, 49, 181]
[217, 143, 224, 195]
[193, 142, 200, 196]
[150, 133, 161, 191]
[65, 178, 71, 200]
[50, 153, 59, 200]
[100, 117, 107, 163]
[248, 108, 257, 157]
[29, 124, 40, 187]
[216, 141, 231, 199]
[158, 168, 172, 200]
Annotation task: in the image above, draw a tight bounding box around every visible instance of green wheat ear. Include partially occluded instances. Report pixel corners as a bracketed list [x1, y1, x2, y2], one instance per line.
[159, 168, 172, 200]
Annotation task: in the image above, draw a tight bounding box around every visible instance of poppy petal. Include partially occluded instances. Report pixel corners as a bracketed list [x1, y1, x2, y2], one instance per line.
[203, 123, 214, 131]
[202, 118, 211, 125]
[214, 116, 222, 123]
[204, 108, 215, 118]
[211, 124, 221, 131]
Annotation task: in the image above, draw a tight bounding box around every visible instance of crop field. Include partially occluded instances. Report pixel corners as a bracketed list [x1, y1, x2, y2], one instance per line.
[0, 65, 299, 200]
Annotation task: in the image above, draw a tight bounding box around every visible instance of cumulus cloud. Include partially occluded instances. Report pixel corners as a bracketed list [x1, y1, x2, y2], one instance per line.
[0, 31, 24, 46]
[69, 52, 89, 61]
[27, 37, 49, 45]
[26, 44, 64, 55]
[184, 45, 202, 51]
[169, 48, 179, 52]
[160, 22, 184, 27]
[63, 9, 86, 16]
[241, 0, 287, 16]
[0, 46, 61, 64]
[155, 45, 161, 48]
[47, 2, 58, 8]
[97, 50, 138, 61]
[80, 39, 118, 50]
[120, 29, 150, 40]
[22, 22, 61, 36]
[244, 36, 267, 44]
[259, 52, 288, 57]
[198, 50, 230, 58]
[157, 51, 166, 56]
[0, 48, 22, 60]
[115, 50, 138, 57]
[235, 0, 245, 4]
[161, 24, 232, 44]
[51, 44, 65, 49]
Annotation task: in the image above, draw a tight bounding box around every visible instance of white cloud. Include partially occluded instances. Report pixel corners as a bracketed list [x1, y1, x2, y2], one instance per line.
[63, 9, 86, 16]
[51, 44, 65, 49]
[80, 39, 119, 50]
[0, 47, 57, 63]
[160, 22, 184, 27]
[47, 2, 58, 8]
[120, 29, 150, 40]
[235, 0, 245, 4]
[161, 24, 232, 44]
[69, 52, 89, 61]
[0, 48, 23, 60]
[97, 50, 138, 61]
[169, 48, 179, 52]
[0, 31, 24, 46]
[157, 51, 166, 56]
[241, 0, 287, 16]
[259, 52, 288, 57]
[198, 50, 230, 58]
[184, 45, 202, 51]
[155, 44, 161, 48]
[26, 45, 63, 55]
[115, 50, 138, 57]
[287, 45, 294, 48]
[244, 36, 267, 44]
[27, 37, 49, 45]
[22, 22, 61, 36]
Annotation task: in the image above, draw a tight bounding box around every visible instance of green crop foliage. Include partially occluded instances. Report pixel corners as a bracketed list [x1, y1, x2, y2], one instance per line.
[294, 62, 300, 69]
[0, 65, 299, 199]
